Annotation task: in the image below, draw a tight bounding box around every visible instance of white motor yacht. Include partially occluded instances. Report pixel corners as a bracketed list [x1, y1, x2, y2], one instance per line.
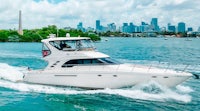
[23, 34, 193, 89]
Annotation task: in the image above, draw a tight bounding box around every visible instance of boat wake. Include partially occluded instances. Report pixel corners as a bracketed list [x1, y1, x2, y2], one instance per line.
[0, 63, 193, 103]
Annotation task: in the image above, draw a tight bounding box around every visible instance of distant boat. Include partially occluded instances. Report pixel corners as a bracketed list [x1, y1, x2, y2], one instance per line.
[164, 38, 168, 40]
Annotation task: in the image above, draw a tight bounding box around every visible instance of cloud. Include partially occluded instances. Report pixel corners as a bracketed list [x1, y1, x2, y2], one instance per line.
[0, 0, 200, 30]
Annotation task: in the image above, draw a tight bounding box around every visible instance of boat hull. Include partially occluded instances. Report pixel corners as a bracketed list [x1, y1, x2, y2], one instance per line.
[23, 70, 191, 89]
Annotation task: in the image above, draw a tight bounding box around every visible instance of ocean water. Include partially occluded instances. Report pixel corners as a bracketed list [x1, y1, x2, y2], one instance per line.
[0, 37, 200, 111]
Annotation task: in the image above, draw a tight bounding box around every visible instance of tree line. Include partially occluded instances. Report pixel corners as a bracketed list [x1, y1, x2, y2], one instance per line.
[0, 25, 101, 42]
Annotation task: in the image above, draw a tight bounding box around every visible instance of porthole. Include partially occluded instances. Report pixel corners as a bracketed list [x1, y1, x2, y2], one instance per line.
[152, 76, 157, 78]
[113, 75, 117, 77]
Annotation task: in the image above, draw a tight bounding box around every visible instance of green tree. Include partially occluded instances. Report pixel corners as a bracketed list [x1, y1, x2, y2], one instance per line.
[0, 30, 8, 42]
[0, 25, 101, 42]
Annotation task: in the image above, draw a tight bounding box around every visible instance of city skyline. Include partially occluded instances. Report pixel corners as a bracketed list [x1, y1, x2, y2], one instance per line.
[0, 0, 200, 30]
[77, 18, 195, 33]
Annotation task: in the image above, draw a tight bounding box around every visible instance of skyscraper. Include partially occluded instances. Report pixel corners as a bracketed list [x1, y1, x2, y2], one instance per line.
[96, 20, 101, 31]
[141, 22, 148, 32]
[178, 22, 186, 33]
[107, 23, 116, 32]
[77, 22, 85, 32]
[151, 18, 159, 32]
[187, 27, 193, 32]
[18, 10, 23, 35]
[129, 23, 135, 33]
[77, 22, 83, 30]
[122, 23, 128, 33]
[168, 23, 176, 32]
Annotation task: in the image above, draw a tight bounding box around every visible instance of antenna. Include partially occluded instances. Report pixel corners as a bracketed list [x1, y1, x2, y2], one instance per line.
[57, 28, 59, 37]
[36, 32, 44, 40]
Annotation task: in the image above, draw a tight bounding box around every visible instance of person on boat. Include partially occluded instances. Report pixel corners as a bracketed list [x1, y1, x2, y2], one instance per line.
[76, 40, 82, 49]
[60, 41, 71, 50]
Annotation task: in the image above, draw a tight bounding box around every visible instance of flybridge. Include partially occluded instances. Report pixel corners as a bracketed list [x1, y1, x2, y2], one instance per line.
[42, 34, 95, 56]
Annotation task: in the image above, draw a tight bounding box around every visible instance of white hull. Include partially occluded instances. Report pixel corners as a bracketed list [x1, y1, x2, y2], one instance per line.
[23, 64, 192, 89]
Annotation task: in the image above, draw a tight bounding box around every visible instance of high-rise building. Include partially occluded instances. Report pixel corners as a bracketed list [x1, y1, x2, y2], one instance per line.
[141, 21, 147, 26]
[168, 26, 176, 32]
[18, 10, 23, 35]
[96, 20, 101, 31]
[129, 23, 135, 33]
[135, 26, 140, 32]
[187, 27, 193, 32]
[77, 22, 82, 29]
[168, 23, 176, 32]
[77, 22, 85, 32]
[178, 22, 186, 33]
[107, 23, 116, 32]
[122, 23, 129, 33]
[151, 18, 159, 32]
[140, 22, 149, 32]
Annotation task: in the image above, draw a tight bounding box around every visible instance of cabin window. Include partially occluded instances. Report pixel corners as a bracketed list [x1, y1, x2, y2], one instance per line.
[62, 59, 103, 67]
[42, 43, 51, 57]
[99, 58, 120, 64]
[61, 58, 120, 67]
[49, 41, 62, 50]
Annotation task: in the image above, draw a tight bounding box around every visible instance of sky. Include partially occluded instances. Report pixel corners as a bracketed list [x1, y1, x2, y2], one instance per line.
[0, 0, 200, 30]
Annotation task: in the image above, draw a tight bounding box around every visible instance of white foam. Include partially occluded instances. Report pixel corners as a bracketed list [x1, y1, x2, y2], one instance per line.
[0, 80, 192, 103]
[176, 85, 193, 93]
[101, 81, 192, 103]
[0, 63, 25, 82]
[0, 63, 192, 103]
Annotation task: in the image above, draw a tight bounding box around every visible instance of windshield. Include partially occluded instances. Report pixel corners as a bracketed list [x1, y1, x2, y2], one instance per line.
[49, 39, 94, 51]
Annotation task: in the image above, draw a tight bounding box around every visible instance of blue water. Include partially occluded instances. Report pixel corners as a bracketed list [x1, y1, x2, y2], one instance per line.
[0, 37, 200, 111]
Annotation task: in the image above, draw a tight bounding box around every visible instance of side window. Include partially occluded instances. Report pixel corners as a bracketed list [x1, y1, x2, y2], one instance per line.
[42, 43, 51, 57]
[49, 41, 61, 50]
[62, 60, 77, 67]
[66, 60, 79, 64]
[50, 40, 77, 51]
[92, 59, 103, 64]
[61, 59, 104, 67]
[83, 59, 92, 64]
[99, 58, 120, 64]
